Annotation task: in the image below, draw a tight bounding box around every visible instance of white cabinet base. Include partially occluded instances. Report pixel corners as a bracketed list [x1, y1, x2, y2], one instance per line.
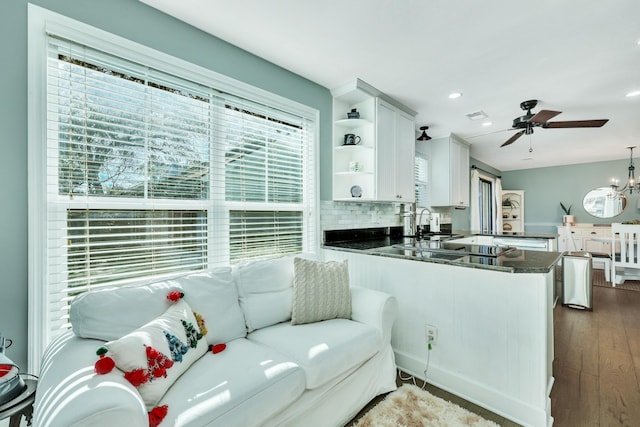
[324, 249, 554, 427]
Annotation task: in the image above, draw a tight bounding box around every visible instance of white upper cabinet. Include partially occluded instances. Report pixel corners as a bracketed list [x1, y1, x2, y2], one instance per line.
[331, 79, 416, 202]
[430, 134, 470, 207]
[375, 99, 415, 202]
[395, 110, 417, 201]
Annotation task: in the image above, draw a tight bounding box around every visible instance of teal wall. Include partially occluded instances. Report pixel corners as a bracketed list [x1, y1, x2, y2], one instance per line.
[1, 0, 332, 371]
[502, 158, 640, 233]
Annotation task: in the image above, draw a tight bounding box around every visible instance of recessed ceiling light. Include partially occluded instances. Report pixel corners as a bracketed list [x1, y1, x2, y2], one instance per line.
[448, 92, 462, 99]
[626, 90, 640, 97]
[481, 121, 493, 127]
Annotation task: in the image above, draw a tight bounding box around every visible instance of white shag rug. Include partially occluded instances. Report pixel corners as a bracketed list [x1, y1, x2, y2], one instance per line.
[353, 384, 501, 427]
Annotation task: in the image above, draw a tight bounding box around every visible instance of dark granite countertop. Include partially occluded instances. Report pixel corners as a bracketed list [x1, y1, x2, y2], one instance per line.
[323, 227, 562, 274]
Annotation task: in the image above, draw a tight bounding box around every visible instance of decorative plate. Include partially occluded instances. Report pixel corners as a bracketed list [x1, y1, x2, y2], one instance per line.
[350, 185, 362, 198]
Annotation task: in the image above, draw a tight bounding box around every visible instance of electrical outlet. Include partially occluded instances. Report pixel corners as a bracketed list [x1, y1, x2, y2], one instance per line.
[425, 324, 438, 345]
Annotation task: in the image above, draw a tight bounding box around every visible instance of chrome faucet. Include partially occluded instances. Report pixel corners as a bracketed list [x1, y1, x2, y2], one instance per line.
[416, 207, 432, 241]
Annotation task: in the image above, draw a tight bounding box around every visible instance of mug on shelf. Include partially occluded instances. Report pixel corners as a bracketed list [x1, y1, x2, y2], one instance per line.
[347, 108, 360, 119]
[343, 134, 361, 145]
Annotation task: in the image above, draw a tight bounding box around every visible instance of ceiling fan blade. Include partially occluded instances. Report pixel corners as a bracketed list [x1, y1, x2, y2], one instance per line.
[544, 119, 609, 128]
[528, 109, 561, 124]
[500, 130, 525, 147]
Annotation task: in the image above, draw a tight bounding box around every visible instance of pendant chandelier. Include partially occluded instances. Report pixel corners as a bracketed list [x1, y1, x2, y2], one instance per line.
[611, 146, 640, 194]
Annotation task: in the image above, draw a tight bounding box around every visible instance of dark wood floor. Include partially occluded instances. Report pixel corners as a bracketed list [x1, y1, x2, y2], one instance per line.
[552, 285, 640, 426]
[348, 284, 640, 427]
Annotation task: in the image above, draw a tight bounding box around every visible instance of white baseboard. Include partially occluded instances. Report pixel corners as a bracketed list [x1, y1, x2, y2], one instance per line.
[395, 350, 552, 427]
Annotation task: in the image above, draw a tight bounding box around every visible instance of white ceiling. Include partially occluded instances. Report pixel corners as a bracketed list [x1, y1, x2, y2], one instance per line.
[140, 0, 640, 172]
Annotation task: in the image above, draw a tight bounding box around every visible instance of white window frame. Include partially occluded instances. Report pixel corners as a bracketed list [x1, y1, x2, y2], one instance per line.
[414, 143, 430, 208]
[27, 4, 319, 374]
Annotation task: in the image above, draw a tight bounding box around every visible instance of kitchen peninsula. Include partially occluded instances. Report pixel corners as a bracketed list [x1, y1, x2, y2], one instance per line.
[323, 227, 561, 427]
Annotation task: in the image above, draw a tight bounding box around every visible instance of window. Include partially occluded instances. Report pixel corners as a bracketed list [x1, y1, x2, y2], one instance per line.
[28, 7, 317, 372]
[415, 151, 429, 208]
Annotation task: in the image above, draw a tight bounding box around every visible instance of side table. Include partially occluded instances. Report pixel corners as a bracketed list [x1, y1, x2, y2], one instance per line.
[0, 379, 37, 427]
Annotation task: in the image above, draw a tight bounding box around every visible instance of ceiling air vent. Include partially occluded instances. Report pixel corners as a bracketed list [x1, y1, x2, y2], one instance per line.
[465, 110, 488, 121]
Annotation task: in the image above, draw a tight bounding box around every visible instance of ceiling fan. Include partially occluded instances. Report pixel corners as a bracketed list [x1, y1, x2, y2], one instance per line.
[500, 99, 609, 147]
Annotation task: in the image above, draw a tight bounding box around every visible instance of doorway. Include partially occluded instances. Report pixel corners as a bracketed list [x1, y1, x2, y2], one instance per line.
[478, 176, 496, 234]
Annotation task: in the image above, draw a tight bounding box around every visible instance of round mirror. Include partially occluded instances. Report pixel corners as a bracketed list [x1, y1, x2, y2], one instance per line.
[583, 186, 628, 218]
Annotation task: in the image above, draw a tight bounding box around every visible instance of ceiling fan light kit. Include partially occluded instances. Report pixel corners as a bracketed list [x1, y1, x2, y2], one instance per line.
[500, 99, 609, 148]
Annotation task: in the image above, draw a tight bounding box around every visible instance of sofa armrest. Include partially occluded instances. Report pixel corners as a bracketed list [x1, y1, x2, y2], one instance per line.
[349, 286, 398, 344]
[34, 331, 147, 427]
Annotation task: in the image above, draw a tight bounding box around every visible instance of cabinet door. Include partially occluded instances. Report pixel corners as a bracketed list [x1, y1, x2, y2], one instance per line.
[375, 99, 397, 201]
[584, 238, 606, 253]
[429, 137, 452, 206]
[567, 232, 583, 251]
[583, 229, 610, 253]
[395, 110, 415, 201]
[451, 139, 470, 207]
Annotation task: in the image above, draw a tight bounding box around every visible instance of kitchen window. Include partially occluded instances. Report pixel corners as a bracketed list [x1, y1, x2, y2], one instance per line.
[28, 7, 318, 372]
[415, 149, 430, 207]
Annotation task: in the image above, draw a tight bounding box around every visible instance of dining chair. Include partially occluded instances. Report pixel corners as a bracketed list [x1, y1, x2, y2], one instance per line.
[611, 223, 640, 285]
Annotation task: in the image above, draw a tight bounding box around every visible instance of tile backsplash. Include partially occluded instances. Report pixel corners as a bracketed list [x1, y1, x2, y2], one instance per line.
[320, 201, 452, 233]
[320, 201, 401, 231]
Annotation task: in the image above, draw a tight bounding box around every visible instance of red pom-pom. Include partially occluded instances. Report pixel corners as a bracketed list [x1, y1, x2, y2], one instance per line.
[166, 290, 184, 302]
[146, 346, 160, 360]
[152, 367, 166, 378]
[148, 405, 168, 427]
[209, 343, 227, 354]
[94, 355, 115, 375]
[124, 368, 149, 387]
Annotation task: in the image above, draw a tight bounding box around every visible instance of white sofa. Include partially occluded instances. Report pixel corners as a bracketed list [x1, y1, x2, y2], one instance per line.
[33, 256, 398, 427]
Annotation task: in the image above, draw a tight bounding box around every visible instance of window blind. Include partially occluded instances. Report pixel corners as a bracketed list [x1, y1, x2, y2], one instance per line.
[415, 154, 429, 207]
[44, 35, 316, 337]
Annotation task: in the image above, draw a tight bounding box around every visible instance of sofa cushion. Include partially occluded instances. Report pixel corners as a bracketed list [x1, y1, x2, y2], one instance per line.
[102, 299, 208, 410]
[291, 257, 351, 325]
[172, 269, 247, 344]
[70, 267, 247, 345]
[247, 318, 381, 389]
[157, 338, 306, 426]
[233, 256, 294, 332]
